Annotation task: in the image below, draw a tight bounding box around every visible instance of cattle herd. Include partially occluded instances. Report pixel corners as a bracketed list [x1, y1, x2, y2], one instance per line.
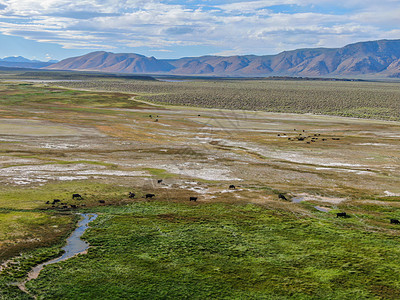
[283, 129, 341, 144]
[40, 181, 399, 224]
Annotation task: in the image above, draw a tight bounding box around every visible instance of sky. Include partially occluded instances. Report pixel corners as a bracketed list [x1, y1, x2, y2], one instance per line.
[0, 0, 399, 61]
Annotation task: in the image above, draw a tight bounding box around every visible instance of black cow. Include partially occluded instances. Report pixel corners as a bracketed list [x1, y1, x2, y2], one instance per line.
[390, 219, 400, 224]
[70, 204, 77, 209]
[278, 193, 287, 201]
[52, 199, 61, 204]
[45, 201, 50, 204]
[229, 185, 236, 189]
[190, 197, 198, 201]
[157, 179, 163, 184]
[145, 194, 155, 199]
[72, 193, 82, 199]
[337, 212, 347, 218]
[129, 192, 135, 199]
[99, 200, 105, 204]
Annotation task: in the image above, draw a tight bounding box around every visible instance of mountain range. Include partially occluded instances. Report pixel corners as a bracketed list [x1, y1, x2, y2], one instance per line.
[31, 40, 400, 78]
[0, 56, 57, 69]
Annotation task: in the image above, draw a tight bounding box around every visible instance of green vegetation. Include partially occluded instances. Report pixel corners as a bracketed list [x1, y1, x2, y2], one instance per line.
[1, 79, 400, 299]
[22, 201, 400, 299]
[58, 79, 400, 121]
[0, 83, 143, 109]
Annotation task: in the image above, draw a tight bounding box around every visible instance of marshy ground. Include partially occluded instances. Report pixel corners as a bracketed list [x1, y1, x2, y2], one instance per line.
[1, 79, 400, 299]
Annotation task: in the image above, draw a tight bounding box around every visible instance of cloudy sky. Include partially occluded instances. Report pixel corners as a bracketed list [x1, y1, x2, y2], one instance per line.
[0, 0, 399, 61]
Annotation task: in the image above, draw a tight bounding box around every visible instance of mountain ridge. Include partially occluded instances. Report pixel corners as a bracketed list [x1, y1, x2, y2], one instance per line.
[44, 39, 400, 78]
[0, 56, 57, 69]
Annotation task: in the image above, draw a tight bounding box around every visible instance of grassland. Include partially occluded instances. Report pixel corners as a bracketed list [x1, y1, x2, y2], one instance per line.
[1, 80, 400, 299]
[57, 79, 400, 121]
[25, 201, 400, 299]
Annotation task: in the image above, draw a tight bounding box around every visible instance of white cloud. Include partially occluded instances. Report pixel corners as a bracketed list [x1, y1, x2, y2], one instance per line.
[0, 0, 399, 56]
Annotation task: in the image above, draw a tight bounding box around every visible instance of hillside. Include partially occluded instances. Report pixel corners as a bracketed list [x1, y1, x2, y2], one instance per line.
[0, 56, 55, 69]
[44, 39, 400, 78]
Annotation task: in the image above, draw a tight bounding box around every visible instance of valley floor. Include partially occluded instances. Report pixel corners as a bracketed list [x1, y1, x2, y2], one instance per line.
[1, 81, 400, 299]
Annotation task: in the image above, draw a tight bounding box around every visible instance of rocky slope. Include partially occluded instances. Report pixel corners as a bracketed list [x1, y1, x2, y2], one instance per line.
[44, 39, 400, 78]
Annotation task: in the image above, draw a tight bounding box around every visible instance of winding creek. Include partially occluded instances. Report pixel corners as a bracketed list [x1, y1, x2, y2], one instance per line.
[18, 213, 98, 294]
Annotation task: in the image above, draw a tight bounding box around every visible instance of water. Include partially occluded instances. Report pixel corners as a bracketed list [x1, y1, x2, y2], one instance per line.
[314, 206, 330, 212]
[291, 196, 304, 203]
[20, 213, 97, 288]
[157, 79, 192, 82]
[291, 197, 330, 212]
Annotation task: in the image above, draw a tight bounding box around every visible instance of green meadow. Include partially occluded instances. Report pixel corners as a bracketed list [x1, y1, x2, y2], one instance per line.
[1, 79, 400, 299]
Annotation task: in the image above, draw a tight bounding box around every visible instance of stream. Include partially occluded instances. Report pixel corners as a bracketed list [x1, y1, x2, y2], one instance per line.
[18, 213, 98, 295]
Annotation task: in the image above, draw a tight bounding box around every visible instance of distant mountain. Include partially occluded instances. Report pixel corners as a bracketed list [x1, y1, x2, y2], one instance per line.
[45, 52, 174, 74]
[44, 39, 400, 78]
[0, 56, 57, 69]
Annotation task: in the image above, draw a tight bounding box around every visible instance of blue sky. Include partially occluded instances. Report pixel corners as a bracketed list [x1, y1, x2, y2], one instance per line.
[0, 0, 399, 61]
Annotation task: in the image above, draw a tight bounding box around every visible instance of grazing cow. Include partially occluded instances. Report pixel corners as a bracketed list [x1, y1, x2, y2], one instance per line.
[332, 138, 340, 140]
[198, 114, 201, 116]
[157, 179, 163, 184]
[337, 212, 347, 218]
[149, 115, 152, 118]
[190, 197, 198, 201]
[62, 205, 68, 209]
[322, 139, 327, 141]
[99, 200, 105, 204]
[229, 185, 236, 189]
[390, 219, 400, 224]
[307, 142, 310, 144]
[70, 204, 77, 209]
[46, 201, 50, 204]
[277, 134, 280, 136]
[52, 199, 61, 204]
[72, 193, 82, 199]
[145, 193, 155, 198]
[129, 192, 135, 199]
[288, 138, 291, 140]
[278, 193, 288, 201]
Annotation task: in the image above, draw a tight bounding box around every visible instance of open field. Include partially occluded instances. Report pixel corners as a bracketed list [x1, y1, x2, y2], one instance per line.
[57, 78, 400, 121]
[1, 80, 400, 298]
